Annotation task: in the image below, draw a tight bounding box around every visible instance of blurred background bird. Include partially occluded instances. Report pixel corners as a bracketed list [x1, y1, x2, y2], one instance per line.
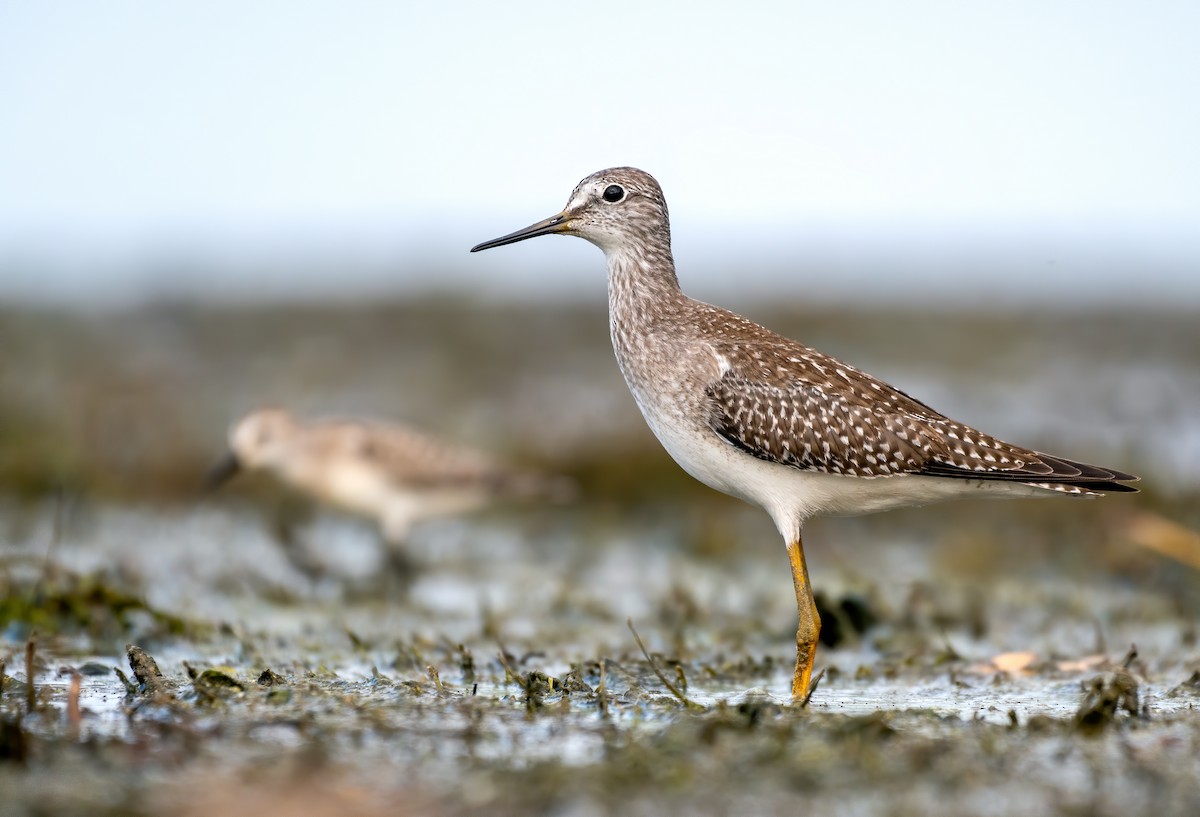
[206, 407, 574, 588]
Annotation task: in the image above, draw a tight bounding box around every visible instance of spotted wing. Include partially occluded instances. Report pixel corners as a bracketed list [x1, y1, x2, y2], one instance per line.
[704, 349, 1138, 492]
[706, 370, 940, 477]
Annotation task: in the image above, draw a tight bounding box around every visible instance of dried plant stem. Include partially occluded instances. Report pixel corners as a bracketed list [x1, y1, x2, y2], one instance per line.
[627, 618, 702, 711]
[67, 670, 82, 738]
[25, 635, 36, 714]
[800, 668, 826, 709]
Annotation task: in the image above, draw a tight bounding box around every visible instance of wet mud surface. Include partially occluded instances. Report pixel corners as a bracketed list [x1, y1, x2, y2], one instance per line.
[2, 301, 1199, 815]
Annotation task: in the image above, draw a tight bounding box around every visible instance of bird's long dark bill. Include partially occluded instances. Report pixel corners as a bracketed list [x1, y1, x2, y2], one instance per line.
[470, 214, 567, 252]
[203, 450, 242, 492]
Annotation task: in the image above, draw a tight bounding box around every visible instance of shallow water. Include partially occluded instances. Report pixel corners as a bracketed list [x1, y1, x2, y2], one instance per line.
[2, 301, 1199, 815]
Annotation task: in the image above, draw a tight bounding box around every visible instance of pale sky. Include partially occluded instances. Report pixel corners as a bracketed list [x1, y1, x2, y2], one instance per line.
[1, 1, 1198, 305]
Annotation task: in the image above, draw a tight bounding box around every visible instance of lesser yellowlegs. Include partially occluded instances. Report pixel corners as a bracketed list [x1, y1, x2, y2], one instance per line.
[471, 167, 1138, 700]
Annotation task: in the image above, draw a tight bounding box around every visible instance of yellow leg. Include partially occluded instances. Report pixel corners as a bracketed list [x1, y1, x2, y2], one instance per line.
[788, 533, 821, 700]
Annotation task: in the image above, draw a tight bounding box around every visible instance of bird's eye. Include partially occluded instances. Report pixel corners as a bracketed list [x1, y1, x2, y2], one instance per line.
[602, 185, 625, 203]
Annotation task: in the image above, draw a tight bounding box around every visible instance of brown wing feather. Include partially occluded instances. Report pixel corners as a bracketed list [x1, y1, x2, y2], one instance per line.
[704, 337, 1138, 492]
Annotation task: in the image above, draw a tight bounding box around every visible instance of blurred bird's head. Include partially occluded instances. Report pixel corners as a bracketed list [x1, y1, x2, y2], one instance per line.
[205, 408, 299, 490]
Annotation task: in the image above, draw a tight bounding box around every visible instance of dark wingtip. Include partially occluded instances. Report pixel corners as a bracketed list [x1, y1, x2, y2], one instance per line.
[1036, 454, 1139, 484]
[919, 454, 1140, 494]
[1085, 481, 1140, 494]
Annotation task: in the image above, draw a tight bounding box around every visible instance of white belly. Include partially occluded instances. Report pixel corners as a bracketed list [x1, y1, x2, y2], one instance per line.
[632, 393, 1049, 540]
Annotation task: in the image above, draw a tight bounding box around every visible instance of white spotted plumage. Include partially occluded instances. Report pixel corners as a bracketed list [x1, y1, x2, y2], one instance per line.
[471, 165, 1139, 700]
[473, 166, 1137, 544]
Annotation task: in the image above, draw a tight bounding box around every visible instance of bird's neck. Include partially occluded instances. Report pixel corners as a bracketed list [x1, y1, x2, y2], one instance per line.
[605, 238, 685, 330]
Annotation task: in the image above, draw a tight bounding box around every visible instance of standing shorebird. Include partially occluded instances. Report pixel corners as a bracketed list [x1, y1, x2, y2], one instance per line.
[471, 167, 1139, 700]
[208, 408, 569, 578]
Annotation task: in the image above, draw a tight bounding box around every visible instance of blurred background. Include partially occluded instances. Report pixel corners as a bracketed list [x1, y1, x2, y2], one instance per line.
[2, 7, 1200, 813]
[2, 2, 1199, 306]
[0, 1, 1197, 616]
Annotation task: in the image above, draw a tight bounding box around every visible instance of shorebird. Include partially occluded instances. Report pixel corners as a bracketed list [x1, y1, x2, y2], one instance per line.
[471, 167, 1139, 700]
[207, 408, 569, 577]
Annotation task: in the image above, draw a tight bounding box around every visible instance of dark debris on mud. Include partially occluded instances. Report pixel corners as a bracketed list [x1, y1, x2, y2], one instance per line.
[2, 573, 1199, 817]
[2, 302, 1199, 815]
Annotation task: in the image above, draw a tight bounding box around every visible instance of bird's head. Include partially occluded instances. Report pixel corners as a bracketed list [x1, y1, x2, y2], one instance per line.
[205, 407, 299, 489]
[471, 167, 670, 256]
